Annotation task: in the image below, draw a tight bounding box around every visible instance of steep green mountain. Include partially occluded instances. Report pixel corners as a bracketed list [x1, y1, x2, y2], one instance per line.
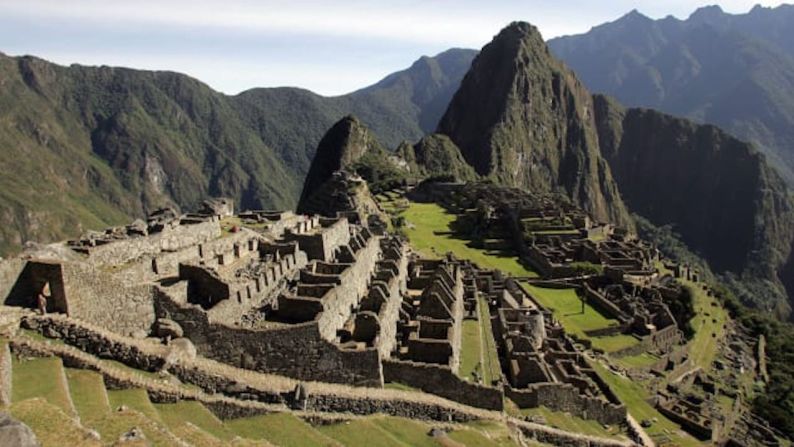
[0, 53, 299, 256]
[233, 48, 477, 176]
[0, 48, 476, 255]
[594, 94, 794, 316]
[548, 4, 794, 184]
[436, 22, 631, 227]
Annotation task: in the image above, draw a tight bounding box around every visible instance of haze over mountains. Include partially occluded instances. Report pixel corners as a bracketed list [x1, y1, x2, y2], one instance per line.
[548, 4, 794, 184]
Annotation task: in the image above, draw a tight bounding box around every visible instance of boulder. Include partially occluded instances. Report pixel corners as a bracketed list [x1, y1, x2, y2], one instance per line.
[0, 412, 40, 447]
[154, 319, 183, 339]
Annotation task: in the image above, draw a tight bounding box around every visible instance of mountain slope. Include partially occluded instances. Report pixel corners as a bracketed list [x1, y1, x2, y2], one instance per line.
[233, 48, 477, 176]
[0, 53, 299, 255]
[437, 22, 631, 227]
[594, 94, 794, 316]
[0, 48, 476, 255]
[548, 4, 794, 184]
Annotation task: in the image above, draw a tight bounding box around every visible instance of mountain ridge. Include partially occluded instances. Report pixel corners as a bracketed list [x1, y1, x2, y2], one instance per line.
[548, 4, 794, 184]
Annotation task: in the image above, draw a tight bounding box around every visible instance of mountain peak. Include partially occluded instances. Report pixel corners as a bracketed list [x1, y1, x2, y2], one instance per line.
[494, 21, 545, 47]
[436, 21, 631, 226]
[688, 4, 726, 22]
[297, 115, 383, 211]
[621, 9, 651, 22]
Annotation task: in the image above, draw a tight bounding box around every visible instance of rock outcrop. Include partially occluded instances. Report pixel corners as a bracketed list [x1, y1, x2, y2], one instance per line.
[437, 22, 631, 227]
[397, 134, 478, 182]
[297, 117, 389, 226]
[298, 116, 386, 210]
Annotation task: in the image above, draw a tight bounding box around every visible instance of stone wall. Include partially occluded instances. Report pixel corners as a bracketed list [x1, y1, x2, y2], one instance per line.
[0, 258, 31, 307]
[287, 218, 351, 262]
[83, 220, 220, 267]
[506, 383, 626, 426]
[316, 235, 381, 341]
[0, 341, 11, 406]
[383, 359, 504, 411]
[155, 286, 382, 386]
[62, 262, 156, 337]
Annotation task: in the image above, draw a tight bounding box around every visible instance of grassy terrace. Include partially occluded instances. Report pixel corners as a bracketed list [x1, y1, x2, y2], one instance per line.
[591, 362, 702, 447]
[400, 202, 538, 277]
[681, 279, 728, 373]
[520, 283, 640, 353]
[510, 403, 623, 439]
[458, 296, 502, 385]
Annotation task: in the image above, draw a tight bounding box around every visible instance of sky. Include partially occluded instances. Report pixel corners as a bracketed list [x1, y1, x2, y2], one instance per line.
[0, 1, 786, 95]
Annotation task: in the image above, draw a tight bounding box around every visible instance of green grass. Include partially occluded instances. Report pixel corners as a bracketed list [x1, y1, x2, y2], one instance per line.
[459, 319, 483, 382]
[9, 398, 100, 447]
[400, 202, 538, 277]
[383, 381, 422, 393]
[317, 418, 407, 446]
[682, 281, 728, 373]
[519, 406, 622, 438]
[107, 388, 161, 422]
[590, 362, 702, 446]
[520, 283, 639, 353]
[155, 400, 234, 441]
[224, 412, 337, 447]
[479, 297, 502, 385]
[370, 417, 437, 447]
[11, 357, 75, 416]
[615, 352, 661, 369]
[65, 369, 110, 422]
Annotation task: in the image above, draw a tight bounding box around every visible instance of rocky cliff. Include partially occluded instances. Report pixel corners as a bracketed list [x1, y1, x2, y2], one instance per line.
[436, 22, 631, 227]
[297, 116, 389, 225]
[594, 94, 794, 316]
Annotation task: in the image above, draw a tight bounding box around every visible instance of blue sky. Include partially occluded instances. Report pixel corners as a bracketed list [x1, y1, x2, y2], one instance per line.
[0, 1, 785, 95]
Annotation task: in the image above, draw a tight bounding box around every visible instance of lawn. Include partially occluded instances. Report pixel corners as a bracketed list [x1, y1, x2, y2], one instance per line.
[107, 388, 161, 422]
[65, 369, 110, 422]
[681, 281, 727, 373]
[154, 400, 234, 441]
[370, 417, 437, 447]
[520, 283, 639, 353]
[615, 352, 661, 369]
[12, 357, 75, 416]
[518, 405, 624, 439]
[400, 202, 538, 277]
[224, 412, 336, 447]
[458, 319, 483, 382]
[590, 362, 702, 447]
[9, 398, 100, 447]
[479, 297, 502, 386]
[317, 418, 409, 447]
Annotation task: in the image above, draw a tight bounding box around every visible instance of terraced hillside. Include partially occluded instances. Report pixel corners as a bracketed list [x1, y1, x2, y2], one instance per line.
[2, 335, 535, 447]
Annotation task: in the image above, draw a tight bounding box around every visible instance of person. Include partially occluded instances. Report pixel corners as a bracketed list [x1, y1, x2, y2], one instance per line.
[37, 282, 50, 315]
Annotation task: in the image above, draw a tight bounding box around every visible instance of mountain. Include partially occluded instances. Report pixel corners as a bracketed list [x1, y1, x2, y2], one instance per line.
[594, 95, 794, 316]
[432, 21, 794, 315]
[296, 116, 390, 225]
[0, 53, 299, 256]
[297, 115, 386, 210]
[0, 49, 476, 256]
[397, 134, 478, 182]
[437, 22, 632, 227]
[548, 4, 794, 184]
[233, 48, 477, 177]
